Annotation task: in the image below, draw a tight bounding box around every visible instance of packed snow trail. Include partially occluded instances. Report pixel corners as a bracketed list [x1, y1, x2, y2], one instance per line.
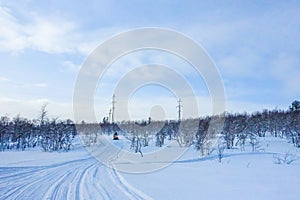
[0, 153, 152, 200]
[0, 157, 149, 200]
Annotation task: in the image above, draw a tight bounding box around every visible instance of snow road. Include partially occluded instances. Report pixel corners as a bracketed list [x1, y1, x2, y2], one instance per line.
[0, 156, 152, 200]
[0, 149, 152, 200]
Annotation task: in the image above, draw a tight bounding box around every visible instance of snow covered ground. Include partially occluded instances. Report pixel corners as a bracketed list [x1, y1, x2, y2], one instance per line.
[0, 136, 300, 200]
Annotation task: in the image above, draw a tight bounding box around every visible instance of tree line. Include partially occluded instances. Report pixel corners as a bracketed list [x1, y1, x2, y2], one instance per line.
[0, 100, 299, 154]
[104, 100, 300, 156]
[0, 105, 76, 152]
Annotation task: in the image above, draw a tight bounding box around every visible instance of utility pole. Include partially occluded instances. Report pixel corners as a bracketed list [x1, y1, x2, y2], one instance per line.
[108, 108, 112, 123]
[112, 94, 116, 123]
[177, 99, 182, 122]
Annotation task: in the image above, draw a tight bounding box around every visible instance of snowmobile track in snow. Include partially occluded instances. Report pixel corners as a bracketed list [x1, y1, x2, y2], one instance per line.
[0, 155, 152, 200]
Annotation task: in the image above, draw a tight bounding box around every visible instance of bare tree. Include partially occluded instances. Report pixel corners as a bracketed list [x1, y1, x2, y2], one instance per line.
[217, 141, 226, 163]
[39, 103, 48, 126]
[249, 134, 260, 152]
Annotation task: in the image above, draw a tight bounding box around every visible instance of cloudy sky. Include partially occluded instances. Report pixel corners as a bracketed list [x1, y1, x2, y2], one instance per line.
[0, 0, 299, 122]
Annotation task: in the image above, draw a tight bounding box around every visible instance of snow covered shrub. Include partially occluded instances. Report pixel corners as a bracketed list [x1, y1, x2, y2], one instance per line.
[217, 142, 226, 163]
[273, 152, 298, 165]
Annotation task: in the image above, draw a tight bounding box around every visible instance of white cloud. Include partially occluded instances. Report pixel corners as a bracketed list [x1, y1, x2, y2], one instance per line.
[0, 5, 124, 55]
[61, 60, 81, 73]
[0, 76, 10, 81]
[0, 5, 79, 54]
[0, 75, 47, 89]
[32, 82, 48, 88]
[26, 16, 77, 54]
[0, 97, 73, 120]
[0, 6, 27, 52]
[271, 54, 300, 94]
[76, 27, 124, 55]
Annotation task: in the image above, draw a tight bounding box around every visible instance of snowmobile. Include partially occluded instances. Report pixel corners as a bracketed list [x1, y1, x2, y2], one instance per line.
[113, 132, 119, 140]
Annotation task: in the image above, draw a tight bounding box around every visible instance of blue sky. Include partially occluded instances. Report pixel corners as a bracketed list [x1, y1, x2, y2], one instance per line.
[0, 0, 299, 121]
